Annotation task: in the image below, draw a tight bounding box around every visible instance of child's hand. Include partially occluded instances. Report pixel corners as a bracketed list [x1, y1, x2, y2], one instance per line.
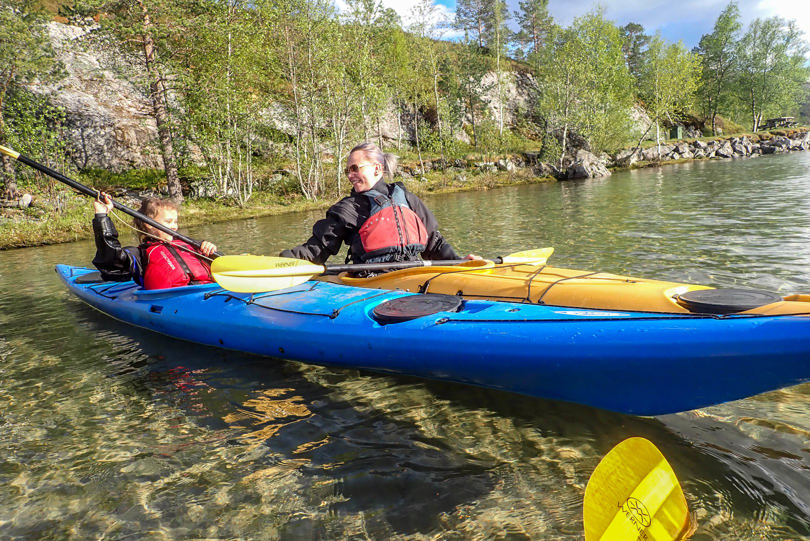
[93, 192, 114, 214]
[199, 241, 217, 257]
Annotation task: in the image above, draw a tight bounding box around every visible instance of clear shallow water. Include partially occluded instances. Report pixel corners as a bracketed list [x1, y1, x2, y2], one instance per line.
[1, 152, 809, 539]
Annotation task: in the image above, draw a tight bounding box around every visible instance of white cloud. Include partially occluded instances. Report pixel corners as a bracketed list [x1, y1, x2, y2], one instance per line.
[755, 0, 810, 40]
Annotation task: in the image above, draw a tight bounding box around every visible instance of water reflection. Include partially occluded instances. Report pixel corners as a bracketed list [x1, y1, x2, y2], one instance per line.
[1, 152, 810, 538]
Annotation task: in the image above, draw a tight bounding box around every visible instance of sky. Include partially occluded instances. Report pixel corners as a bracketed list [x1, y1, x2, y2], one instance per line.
[350, 0, 810, 52]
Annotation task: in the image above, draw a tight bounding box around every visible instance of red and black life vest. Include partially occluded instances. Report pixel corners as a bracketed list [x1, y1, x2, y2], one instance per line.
[357, 184, 428, 263]
[140, 240, 213, 289]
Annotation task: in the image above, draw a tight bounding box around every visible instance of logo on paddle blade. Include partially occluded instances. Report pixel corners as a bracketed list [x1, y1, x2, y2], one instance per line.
[619, 497, 652, 538]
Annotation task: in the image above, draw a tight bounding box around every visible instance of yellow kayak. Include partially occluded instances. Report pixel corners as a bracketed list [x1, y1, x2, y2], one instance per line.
[331, 259, 810, 315]
[210, 251, 810, 316]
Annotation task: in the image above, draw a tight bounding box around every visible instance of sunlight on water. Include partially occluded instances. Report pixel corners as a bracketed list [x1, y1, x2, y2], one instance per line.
[1, 152, 809, 539]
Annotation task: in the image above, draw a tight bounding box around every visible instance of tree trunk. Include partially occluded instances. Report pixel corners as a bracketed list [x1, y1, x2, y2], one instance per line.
[433, 70, 445, 169]
[414, 101, 424, 173]
[136, 0, 183, 202]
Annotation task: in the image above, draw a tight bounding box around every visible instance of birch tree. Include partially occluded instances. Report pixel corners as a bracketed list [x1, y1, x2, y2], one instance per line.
[735, 17, 809, 131]
[696, 2, 741, 135]
[639, 34, 701, 156]
[176, 0, 268, 205]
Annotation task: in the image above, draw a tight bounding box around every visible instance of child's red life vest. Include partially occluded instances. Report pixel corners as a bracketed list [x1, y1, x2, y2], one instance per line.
[358, 184, 428, 263]
[142, 240, 213, 289]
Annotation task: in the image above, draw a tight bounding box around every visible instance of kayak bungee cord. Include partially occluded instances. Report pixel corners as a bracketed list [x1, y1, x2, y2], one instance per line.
[205, 281, 393, 319]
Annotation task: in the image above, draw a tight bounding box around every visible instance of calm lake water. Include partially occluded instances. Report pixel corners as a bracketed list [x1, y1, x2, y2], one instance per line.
[1, 152, 809, 540]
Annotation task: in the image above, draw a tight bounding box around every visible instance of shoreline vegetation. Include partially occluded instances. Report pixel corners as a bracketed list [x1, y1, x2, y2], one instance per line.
[2, 128, 808, 251]
[4, 3, 809, 251]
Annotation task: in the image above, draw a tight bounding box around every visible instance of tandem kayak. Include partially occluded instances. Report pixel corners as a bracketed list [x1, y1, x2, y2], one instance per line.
[56, 264, 810, 416]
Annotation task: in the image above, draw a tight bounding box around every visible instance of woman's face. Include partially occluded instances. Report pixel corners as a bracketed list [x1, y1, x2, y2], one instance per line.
[345, 151, 381, 193]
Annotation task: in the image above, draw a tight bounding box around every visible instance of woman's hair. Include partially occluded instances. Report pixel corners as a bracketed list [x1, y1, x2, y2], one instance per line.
[350, 142, 398, 180]
[134, 197, 178, 243]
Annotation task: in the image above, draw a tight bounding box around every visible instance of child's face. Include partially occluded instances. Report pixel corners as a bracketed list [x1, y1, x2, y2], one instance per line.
[150, 208, 178, 241]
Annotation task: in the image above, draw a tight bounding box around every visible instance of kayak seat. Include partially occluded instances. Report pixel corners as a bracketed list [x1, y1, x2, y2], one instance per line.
[373, 294, 463, 324]
[676, 288, 783, 314]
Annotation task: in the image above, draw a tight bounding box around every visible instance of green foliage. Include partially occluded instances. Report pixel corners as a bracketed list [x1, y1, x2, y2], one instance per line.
[536, 10, 634, 161]
[696, 2, 742, 135]
[734, 17, 810, 131]
[0, 0, 64, 195]
[620, 22, 650, 83]
[638, 34, 702, 147]
[513, 0, 551, 65]
[3, 88, 71, 182]
[78, 167, 165, 190]
[416, 119, 467, 158]
[5, 0, 810, 210]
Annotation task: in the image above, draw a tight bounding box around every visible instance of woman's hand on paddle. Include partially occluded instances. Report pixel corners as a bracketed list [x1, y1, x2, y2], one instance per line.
[93, 191, 113, 214]
[199, 241, 218, 257]
[463, 254, 483, 260]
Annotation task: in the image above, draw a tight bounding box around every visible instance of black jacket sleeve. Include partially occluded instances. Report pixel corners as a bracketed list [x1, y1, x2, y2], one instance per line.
[91, 214, 141, 281]
[280, 199, 359, 264]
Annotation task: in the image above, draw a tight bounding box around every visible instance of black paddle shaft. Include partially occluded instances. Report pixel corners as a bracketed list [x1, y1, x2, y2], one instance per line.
[16, 152, 211, 252]
[322, 259, 469, 274]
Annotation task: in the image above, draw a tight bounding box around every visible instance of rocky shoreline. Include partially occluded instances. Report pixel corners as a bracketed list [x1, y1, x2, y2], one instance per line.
[4, 129, 810, 211]
[391, 128, 810, 183]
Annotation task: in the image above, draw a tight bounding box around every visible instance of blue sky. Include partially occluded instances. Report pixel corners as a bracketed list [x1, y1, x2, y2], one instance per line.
[361, 0, 810, 52]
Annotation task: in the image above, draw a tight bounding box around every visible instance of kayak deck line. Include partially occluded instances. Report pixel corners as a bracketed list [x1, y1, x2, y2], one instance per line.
[207, 284, 395, 320]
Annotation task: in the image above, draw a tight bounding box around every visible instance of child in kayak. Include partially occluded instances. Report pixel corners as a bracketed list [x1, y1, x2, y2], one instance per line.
[91, 192, 218, 289]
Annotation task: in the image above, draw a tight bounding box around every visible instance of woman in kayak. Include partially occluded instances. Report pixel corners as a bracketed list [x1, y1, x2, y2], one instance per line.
[91, 193, 218, 289]
[281, 142, 477, 265]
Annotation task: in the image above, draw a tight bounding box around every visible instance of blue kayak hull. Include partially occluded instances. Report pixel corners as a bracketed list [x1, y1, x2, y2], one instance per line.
[55, 264, 810, 415]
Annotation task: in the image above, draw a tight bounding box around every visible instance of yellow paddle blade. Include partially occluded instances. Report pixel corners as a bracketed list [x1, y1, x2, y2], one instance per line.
[212, 255, 325, 277]
[583, 437, 692, 541]
[500, 247, 554, 265]
[211, 255, 324, 293]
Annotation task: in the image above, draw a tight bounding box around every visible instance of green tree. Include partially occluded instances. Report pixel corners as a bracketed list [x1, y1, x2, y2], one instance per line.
[638, 34, 701, 156]
[513, 0, 551, 65]
[176, 0, 269, 206]
[262, 0, 339, 200]
[0, 0, 61, 197]
[620, 22, 650, 84]
[409, 0, 452, 164]
[342, 0, 398, 145]
[696, 1, 741, 135]
[73, 0, 189, 201]
[735, 16, 810, 131]
[442, 36, 492, 149]
[537, 11, 633, 164]
[455, 0, 491, 48]
[486, 0, 510, 137]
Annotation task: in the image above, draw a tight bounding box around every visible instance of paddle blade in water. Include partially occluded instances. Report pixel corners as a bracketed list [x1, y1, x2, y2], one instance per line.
[500, 247, 554, 265]
[583, 437, 692, 541]
[211, 255, 324, 292]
